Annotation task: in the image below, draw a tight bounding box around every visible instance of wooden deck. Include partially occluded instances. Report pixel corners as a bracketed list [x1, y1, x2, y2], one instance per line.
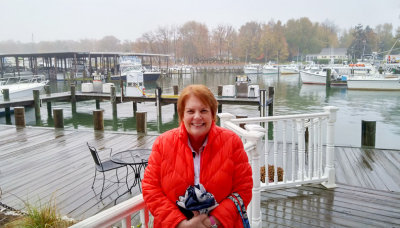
[0, 125, 399, 227]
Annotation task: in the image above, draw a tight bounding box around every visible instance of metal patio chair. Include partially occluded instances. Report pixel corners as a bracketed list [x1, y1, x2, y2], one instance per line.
[87, 142, 129, 199]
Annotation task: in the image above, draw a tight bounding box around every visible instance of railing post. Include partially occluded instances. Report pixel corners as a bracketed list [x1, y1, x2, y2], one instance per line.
[217, 113, 235, 128]
[322, 106, 338, 188]
[243, 130, 264, 228]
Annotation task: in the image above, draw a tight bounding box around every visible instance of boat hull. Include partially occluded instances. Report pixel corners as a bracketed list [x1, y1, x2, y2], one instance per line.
[347, 77, 400, 90]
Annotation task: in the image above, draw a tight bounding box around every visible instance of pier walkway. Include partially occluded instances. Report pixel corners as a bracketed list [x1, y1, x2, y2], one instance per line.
[0, 125, 399, 226]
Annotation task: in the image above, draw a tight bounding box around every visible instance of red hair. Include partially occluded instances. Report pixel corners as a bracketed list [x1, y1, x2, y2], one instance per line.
[177, 85, 218, 123]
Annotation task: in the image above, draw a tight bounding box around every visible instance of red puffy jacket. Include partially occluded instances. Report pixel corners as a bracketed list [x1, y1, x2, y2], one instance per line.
[142, 122, 253, 227]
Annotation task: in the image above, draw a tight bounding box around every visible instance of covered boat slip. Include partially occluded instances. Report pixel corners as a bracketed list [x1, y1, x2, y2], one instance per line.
[0, 52, 170, 80]
[0, 125, 399, 226]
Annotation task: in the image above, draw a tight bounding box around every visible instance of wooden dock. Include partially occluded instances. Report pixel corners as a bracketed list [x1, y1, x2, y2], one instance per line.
[0, 125, 399, 227]
[0, 91, 260, 109]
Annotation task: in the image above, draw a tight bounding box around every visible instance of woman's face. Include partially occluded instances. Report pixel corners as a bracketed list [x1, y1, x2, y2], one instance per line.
[183, 95, 213, 142]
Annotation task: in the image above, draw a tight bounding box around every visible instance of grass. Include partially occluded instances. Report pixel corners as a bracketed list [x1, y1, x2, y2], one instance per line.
[3, 194, 76, 228]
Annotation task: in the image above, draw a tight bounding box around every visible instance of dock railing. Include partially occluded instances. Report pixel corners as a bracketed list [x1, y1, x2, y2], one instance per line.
[71, 106, 338, 228]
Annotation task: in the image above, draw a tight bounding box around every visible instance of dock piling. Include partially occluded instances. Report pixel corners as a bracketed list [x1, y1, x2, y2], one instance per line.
[136, 111, 147, 134]
[111, 85, 117, 116]
[33, 90, 41, 123]
[14, 107, 25, 127]
[53, 108, 64, 128]
[93, 109, 104, 131]
[173, 85, 178, 112]
[218, 85, 223, 113]
[326, 69, 331, 88]
[155, 87, 162, 117]
[3, 88, 11, 123]
[44, 85, 52, 116]
[361, 120, 376, 148]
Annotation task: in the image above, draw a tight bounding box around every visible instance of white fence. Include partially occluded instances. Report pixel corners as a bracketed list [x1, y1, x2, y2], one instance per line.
[71, 106, 338, 228]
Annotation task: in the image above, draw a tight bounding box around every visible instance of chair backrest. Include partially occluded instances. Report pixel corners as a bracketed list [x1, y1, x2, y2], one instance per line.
[87, 142, 101, 166]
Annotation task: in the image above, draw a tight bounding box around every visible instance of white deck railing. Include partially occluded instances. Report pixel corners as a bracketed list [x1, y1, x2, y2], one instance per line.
[72, 106, 338, 228]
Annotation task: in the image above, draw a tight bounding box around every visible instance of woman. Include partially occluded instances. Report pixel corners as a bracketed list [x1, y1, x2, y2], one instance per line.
[142, 84, 253, 227]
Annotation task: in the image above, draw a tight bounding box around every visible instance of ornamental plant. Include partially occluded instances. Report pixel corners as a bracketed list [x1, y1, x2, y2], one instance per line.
[260, 165, 284, 183]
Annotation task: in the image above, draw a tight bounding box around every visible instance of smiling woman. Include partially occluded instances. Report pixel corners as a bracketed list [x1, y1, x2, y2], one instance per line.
[142, 84, 253, 228]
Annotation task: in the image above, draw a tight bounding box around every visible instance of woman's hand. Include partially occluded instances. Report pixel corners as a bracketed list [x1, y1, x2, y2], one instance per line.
[177, 214, 208, 228]
[201, 215, 221, 227]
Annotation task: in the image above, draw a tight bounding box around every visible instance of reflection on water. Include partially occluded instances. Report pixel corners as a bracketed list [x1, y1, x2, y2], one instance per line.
[0, 72, 399, 149]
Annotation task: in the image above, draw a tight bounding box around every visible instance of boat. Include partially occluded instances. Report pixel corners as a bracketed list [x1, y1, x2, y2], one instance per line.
[243, 63, 261, 74]
[280, 63, 299, 74]
[168, 65, 192, 74]
[299, 68, 347, 86]
[142, 66, 161, 81]
[262, 63, 278, 74]
[347, 74, 400, 91]
[111, 56, 159, 82]
[0, 75, 49, 100]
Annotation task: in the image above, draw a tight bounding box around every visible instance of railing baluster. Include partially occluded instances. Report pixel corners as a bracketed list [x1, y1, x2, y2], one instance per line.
[282, 120, 287, 183]
[273, 120, 278, 183]
[318, 118, 323, 178]
[297, 119, 305, 182]
[313, 118, 318, 178]
[308, 119, 313, 179]
[291, 119, 296, 182]
[264, 123, 269, 186]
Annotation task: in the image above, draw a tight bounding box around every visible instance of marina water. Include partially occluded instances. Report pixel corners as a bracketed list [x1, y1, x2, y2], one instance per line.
[1, 72, 399, 150]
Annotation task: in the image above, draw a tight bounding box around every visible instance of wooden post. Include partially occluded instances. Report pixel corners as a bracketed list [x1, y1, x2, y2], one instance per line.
[96, 100, 100, 109]
[93, 109, 104, 131]
[326, 68, 331, 88]
[218, 85, 223, 113]
[53, 108, 64, 128]
[44, 85, 52, 116]
[70, 84, 76, 103]
[268, 87, 274, 117]
[155, 87, 162, 117]
[14, 107, 25, 127]
[173, 85, 178, 112]
[3, 88, 11, 123]
[133, 101, 137, 117]
[111, 85, 117, 116]
[259, 89, 266, 117]
[33, 90, 41, 123]
[361, 120, 376, 148]
[136, 111, 147, 134]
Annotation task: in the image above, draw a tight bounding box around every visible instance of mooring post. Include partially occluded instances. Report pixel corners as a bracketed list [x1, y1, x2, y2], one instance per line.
[96, 100, 100, 109]
[217, 85, 223, 113]
[44, 85, 52, 116]
[93, 109, 104, 131]
[361, 120, 376, 148]
[136, 111, 147, 134]
[53, 108, 64, 128]
[268, 87, 274, 117]
[111, 85, 117, 117]
[155, 87, 162, 117]
[70, 84, 76, 103]
[173, 85, 178, 112]
[259, 89, 266, 117]
[133, 101, 137, 117]
[33, 90, 41, 123]
[3, 88, 11, 123]
[14, 107, 25, 127]
[326, 69, 331, 88]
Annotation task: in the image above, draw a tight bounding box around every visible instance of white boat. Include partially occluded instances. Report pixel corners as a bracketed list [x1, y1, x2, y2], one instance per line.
[0, 75, 49, 100]
[347, 74, 400, 90]
[299, 68, 347, 86]
[243, 63, 261, 74]
[142, 66, 161, 81]
[280, 63, 299, 74]
[262, 63, 278, 74]
[169, 65, 192, 74]
[117, 56, 146, 96]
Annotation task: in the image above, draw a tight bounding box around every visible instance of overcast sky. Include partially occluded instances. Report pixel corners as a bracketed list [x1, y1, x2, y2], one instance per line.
[1, 0, 399, 43]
